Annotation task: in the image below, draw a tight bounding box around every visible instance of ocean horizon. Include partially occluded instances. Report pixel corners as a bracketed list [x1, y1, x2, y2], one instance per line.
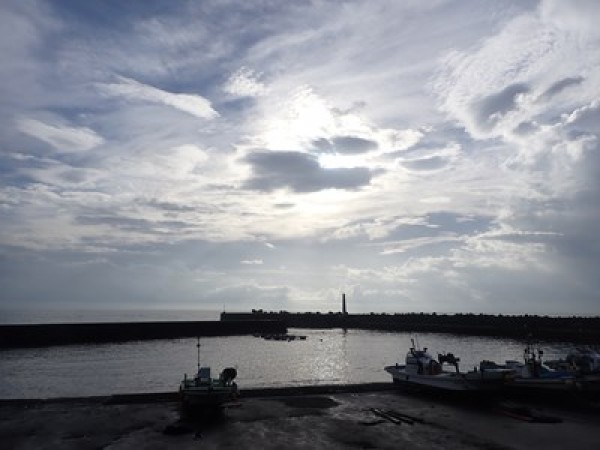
[0, 308, 222, 325]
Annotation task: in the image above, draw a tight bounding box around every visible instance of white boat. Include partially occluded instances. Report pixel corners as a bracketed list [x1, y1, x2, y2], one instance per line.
[384, 340, 511, 392]
[501, 345, 577, 392]
[547, 347, 600, 379]
[180, 339, 238, 408]
[564, 348, 600, 391]
[567, 348, 600, 375]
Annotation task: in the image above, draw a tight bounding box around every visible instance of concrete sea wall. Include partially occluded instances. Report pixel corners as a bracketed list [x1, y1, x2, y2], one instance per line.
[221, 312, 600, 343]
[0, 320, 287, 348]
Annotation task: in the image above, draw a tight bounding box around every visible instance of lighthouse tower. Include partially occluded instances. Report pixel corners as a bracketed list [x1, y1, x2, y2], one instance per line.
[342, 293, 347, 315]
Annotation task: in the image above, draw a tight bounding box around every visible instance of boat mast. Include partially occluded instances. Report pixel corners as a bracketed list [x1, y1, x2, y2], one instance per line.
[197, 337, 200, 371]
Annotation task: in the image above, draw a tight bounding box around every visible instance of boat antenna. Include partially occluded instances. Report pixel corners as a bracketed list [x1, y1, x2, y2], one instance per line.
[196, 337, 201, 371]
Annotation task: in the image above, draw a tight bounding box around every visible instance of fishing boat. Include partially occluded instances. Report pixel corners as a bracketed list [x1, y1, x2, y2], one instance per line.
[547, 347, 600, 381]
[384, 340, 511, 391]
[179, 338, 239, 409]
[564, 348, 600, 392]
[501, 344, 577, 392]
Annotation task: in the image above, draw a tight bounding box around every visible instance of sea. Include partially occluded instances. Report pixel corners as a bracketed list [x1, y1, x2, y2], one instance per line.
[0, 309, 579, 399]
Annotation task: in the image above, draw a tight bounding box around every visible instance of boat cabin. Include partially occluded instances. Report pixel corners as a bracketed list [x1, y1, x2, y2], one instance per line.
[197, 367, 211, 384]
[405, 348, 443, 375]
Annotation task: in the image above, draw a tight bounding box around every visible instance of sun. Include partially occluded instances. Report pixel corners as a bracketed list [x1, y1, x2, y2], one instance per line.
[260, 86, 336, 149]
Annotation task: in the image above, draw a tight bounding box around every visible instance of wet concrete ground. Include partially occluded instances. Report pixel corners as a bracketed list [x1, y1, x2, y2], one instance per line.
[1, 389, 599, 449]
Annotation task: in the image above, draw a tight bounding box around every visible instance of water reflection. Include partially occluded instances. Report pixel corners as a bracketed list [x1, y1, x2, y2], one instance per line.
[309, 329, 350, 384]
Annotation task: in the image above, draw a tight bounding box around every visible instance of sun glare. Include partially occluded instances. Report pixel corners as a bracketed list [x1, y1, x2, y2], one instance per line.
[261, 86, 335, 149]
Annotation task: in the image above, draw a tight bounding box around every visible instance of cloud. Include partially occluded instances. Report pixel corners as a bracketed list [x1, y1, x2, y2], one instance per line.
[379, 235, 463, 255]
[434, 12, 569, 139]
[223, 67, 266, 97]
[400, 156, 448, 172]
[146, 199, 196, 212]
[242, 150, 375, 192]
[2, 0, 600, 315]
[254, 85, 418, 159]
[273, 203, 294, 209]
[16, 118, 104, 153]
[471, 83, 530, 132]
[398, 143, 461, 172]
[240, 259, 263, 265]
[539, 76, 584, 100]
[424, 0, 600, 314]
[328, 215, 432, 242]
[313, 136, 379, 155]
[97, 76, 219, 119]
[541, 0, 600, 38]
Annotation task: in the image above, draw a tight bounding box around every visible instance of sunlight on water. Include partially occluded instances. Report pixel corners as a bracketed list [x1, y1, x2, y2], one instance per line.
[0, 328, 579, 399]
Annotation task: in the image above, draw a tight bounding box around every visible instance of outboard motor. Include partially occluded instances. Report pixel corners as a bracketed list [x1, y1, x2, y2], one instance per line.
[220, 367, 237, 384]
[438, 353, 461, 373]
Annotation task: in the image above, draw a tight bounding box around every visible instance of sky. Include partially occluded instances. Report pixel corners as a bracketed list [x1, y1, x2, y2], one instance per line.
[1, 0, 599, 315]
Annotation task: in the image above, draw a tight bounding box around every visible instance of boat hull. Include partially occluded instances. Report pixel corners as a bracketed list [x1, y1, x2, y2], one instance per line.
[181, 392, 234, 406]
[385, 365, 506, 392]
[180, 387, 237, 407]
[180, 375, 238, 408]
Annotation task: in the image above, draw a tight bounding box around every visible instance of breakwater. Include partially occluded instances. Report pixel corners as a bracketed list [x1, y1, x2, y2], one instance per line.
[221, 312, 600, 343]
[0, 320, 286, 348]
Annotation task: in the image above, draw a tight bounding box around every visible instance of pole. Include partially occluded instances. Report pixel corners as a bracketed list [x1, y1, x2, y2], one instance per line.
[197, 337, 200, 371]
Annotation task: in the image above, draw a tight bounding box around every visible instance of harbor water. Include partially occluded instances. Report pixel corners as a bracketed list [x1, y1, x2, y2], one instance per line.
[0, 309, 578, 399]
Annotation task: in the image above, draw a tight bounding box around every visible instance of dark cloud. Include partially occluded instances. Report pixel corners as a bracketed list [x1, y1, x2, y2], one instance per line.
[540, 76, 584, 100]
[472, 83, 529, 130]
[513, 121, 538, 136]
[57, 168, 89, 184]
[77, 215, 153, 231]
[76, 215, 190, 233]
[146, 199, 197, 212]
[331, 136, 378, 154]
[242, 150, 375, 192]
[311, 136, 378, 154]
[481, 232, 561, 245]
[311, 138, 333, 152]
[273, 202, 294, 209]
[331, 101, 367, 115]
[568, 103, 600, 133]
